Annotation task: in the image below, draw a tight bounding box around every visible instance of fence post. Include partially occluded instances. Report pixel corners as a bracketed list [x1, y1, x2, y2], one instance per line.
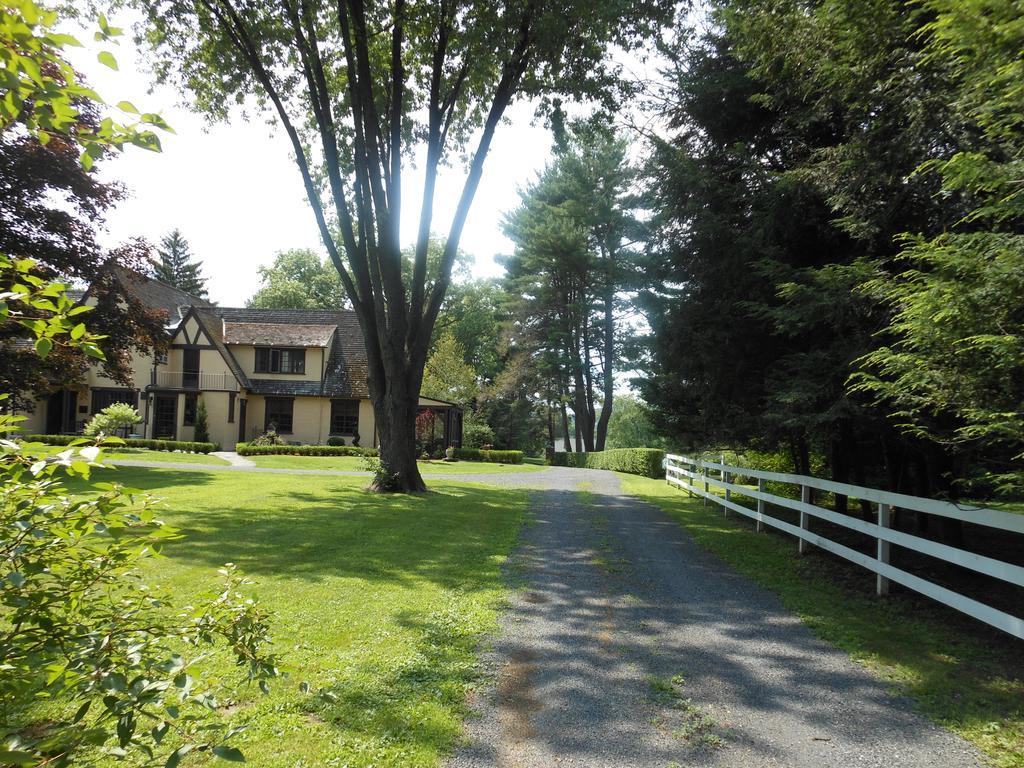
[756, 478, 765, 532]
[877, 503, 892, 596]
[798, 485, 811, 555]
[702, 464, 708, 507]
[721, 453, 730, 517]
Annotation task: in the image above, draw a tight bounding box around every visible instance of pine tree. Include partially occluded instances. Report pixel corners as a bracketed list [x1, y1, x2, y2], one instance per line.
[155, 229, 208, 298]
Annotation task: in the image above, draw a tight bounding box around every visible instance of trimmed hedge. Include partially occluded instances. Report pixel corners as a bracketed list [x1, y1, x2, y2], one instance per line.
[236, 443, 378, 457]
[451, 447, 524, 465]
[20, 434, 218, 453]
[550, 447, 665, 478]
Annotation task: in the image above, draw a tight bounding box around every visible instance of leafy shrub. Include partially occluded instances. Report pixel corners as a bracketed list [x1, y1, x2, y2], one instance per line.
[326, 436, 347, 446]
[83, 402, 140, 437]
[451, 447, 524, 464]
[23, 434, 217, 453]
[1, 433, 278, 763]
[550, 448, 665, 478]
[462, 414, 495, 449]
[235, 443, 379, 457]
[1, 253, 272, 764]
[250, 428, 284, 446]
[415, 409, 436, 454]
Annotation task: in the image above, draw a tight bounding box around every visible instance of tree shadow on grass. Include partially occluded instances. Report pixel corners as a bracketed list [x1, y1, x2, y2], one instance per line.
[63, 466, 220, 494]
[150, 480, 527, 592]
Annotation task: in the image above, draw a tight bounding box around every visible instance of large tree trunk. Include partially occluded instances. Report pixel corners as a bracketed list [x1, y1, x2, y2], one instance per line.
[370, 391, 425, 493]
[560, 398, 571, 449]
[594, 277, 615, 451]
[356, 305, 428, 492]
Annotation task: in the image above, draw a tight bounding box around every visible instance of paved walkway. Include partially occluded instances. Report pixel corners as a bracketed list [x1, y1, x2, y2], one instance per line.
[210, 450, 255, 468]
[447, 467, 983, 768]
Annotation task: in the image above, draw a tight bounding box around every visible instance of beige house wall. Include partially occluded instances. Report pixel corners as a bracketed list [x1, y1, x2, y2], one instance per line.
[230, 345, 326, 382]
[17, 404, 47, 434]
[236, 394, 454, 448]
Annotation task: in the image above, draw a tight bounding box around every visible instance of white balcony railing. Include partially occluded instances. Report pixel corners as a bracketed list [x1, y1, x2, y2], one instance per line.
[152, 370, 239, 391]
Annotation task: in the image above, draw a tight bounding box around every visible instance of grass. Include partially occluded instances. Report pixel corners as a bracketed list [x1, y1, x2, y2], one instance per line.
[66, 465, 528, 767]
[247, 454, 545, 474]
[620, 474, 1024, 768]
[20, 441, 230, 465]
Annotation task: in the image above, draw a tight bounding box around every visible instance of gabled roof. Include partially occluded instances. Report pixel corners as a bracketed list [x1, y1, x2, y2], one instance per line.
[223, 322, 335, 347]
[189, 307, 251, 390]
[212, 308, 369, 399]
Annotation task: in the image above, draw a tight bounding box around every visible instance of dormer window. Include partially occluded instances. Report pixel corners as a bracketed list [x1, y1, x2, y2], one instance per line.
[255, 346, 306, 374]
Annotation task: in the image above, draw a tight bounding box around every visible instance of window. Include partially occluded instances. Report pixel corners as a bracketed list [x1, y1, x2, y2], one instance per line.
[91, 388, 136, 414]
[228, 392, 236, 423]
[254, 347, 305, 374]
[264, 397, 294, 433]
[183, 393, 197, 426]
[330, 399, 359, 435]
[183, 348, 200, 388]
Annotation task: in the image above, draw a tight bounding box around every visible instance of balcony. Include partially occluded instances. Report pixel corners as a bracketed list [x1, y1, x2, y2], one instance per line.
[151, 370, 239, 391]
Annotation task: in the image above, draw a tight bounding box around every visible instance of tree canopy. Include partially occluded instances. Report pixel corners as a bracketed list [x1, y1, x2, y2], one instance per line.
[135, 0, 676, 490]
[247, 248, 345, 309]
[635, 0, 1023, 505]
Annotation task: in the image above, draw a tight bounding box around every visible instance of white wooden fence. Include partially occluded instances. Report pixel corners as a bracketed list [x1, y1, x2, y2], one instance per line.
[665, 454, 1024, 640]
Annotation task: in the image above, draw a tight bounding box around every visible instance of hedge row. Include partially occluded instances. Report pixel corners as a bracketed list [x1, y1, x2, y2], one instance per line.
[451, 447, 524, 465]
[236, 443, 379, 457]
[551, 447, 665, 478]
[20, 434, 218, 453]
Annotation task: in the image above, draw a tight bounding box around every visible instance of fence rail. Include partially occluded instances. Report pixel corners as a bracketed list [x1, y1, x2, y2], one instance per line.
[665, 454, 1024, 640]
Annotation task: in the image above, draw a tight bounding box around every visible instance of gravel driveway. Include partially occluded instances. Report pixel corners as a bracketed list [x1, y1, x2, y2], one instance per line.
[447, 467, 984, 768]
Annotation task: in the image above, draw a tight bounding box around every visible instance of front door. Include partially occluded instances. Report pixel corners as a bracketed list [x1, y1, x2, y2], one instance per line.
[237, 398, 247, 443]
[153, 395, 177, 439]
[45, 390, 77, 433]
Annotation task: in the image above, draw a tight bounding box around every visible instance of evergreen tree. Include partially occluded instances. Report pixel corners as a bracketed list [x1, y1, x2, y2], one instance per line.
[154, 229, 208, 298]
[502, 121, 637, 451]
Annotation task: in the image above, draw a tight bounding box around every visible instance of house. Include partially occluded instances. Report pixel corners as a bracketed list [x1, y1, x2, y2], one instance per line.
[17, 269, 463, 449]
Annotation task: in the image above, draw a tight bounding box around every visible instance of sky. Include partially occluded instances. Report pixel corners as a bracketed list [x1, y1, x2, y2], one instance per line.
[64, 14, 559, 307]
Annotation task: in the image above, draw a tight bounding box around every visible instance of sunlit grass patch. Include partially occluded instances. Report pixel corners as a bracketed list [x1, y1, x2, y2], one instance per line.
[62, 466, 526, 766]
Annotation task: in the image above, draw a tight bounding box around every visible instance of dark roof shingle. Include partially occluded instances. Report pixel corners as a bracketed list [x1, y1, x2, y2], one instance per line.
[110, 266, 213, 326]
[223, 322, 335, 347]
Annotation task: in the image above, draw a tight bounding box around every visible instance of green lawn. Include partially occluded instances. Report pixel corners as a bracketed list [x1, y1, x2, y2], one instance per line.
[20, 441, 230, 465]
[248, 454, 545, 474]
[620, 474, 1024, 768]
[76, 466, 527, 767]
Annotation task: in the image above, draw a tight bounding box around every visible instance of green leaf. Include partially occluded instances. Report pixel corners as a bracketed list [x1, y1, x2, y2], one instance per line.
[117, 100, 139, 114]
[0, 751, 36, 766]
[73, 700, 92, 723]
[165, 744, 194, 768]
[212, 746, 245, 762]
[97, 50, 118, 70]
[34, 337, 52, 357]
